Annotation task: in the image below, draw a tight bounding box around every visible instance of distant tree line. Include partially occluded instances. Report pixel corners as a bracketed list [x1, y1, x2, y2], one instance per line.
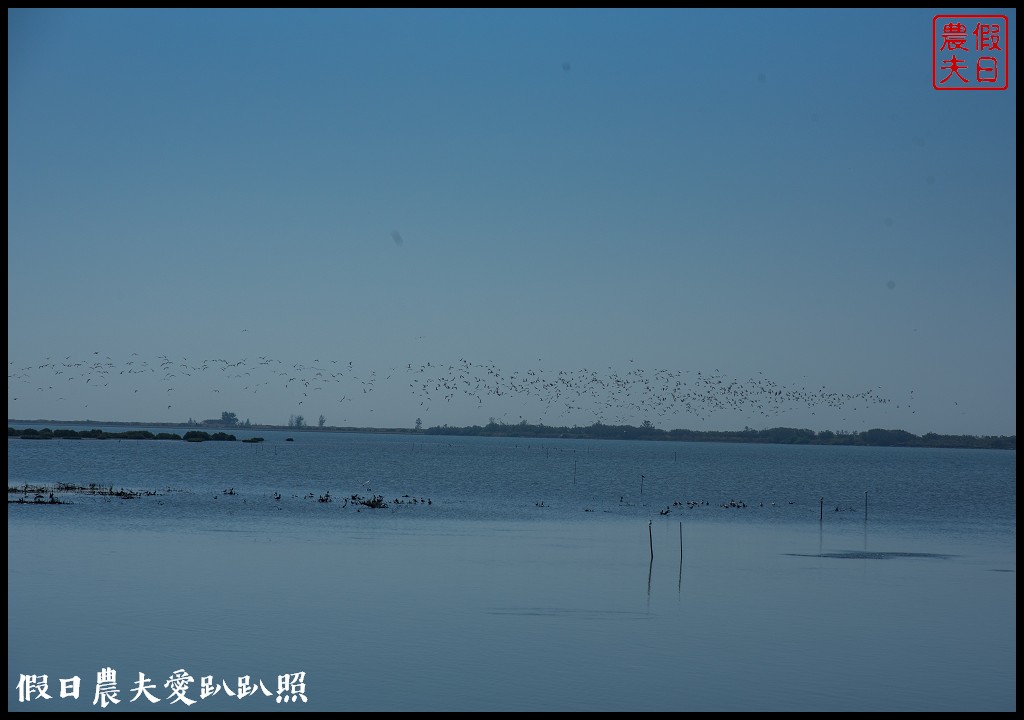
[195, 411, 248, 427]
[423, 420, 1016, 450]
[9, 421, 1015, 450]
[9, 427, 237, 442]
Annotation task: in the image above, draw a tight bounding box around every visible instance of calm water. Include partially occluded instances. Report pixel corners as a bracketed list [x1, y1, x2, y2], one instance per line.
[8, 427, 1016, 711]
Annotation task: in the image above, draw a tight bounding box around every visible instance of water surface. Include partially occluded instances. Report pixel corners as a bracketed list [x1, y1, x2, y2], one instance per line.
[8, 429, 1016, 711]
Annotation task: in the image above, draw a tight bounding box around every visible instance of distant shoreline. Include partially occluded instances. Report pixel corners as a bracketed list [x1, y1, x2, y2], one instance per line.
[8, 418, 1016, 450]
[8, 418, 413, 433]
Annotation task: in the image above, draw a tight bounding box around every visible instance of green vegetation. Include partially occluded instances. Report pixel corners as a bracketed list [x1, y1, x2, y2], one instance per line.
[7, 427, 236, 442]
[182, 431, 236, 442]
[423, 420, 1016, 450]
[8, 420, 1015, 450]
[9, 427, 183, 441]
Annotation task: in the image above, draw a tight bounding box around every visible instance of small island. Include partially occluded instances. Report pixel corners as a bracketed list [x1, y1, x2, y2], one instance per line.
[7, 427, 239, 443]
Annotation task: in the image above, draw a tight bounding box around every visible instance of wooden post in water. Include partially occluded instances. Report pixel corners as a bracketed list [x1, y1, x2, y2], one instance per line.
[820, 497, 824, 522]
[864, 490, 868, 520]
[677, 521, 683, 593]
[641, 474, 645, 495]
[648, 520, 654, 559]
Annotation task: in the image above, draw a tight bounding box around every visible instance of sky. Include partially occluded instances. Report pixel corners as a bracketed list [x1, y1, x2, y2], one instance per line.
[7, 8, 1017, 436]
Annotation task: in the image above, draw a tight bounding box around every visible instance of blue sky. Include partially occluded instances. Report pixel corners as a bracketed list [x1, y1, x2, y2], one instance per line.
[8, 8, 1016, 435]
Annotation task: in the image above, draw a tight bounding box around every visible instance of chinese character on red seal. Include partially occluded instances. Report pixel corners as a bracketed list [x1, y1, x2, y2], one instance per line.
[933, 15, 1009, 90]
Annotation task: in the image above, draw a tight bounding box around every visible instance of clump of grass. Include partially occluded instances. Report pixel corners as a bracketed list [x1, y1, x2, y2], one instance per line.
[350, 493, 388, 509]
[9, 483, 48, 495]
[8, 490, 69, 505]
[11, 482, 150, 500]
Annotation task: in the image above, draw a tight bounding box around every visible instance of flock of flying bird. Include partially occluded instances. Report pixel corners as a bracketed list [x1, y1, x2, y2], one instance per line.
[8, 351, 911, 429]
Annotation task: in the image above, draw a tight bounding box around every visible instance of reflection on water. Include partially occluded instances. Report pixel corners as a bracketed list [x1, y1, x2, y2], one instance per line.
[7, 431, 1016, 711]
[787, 551, 955, 560]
